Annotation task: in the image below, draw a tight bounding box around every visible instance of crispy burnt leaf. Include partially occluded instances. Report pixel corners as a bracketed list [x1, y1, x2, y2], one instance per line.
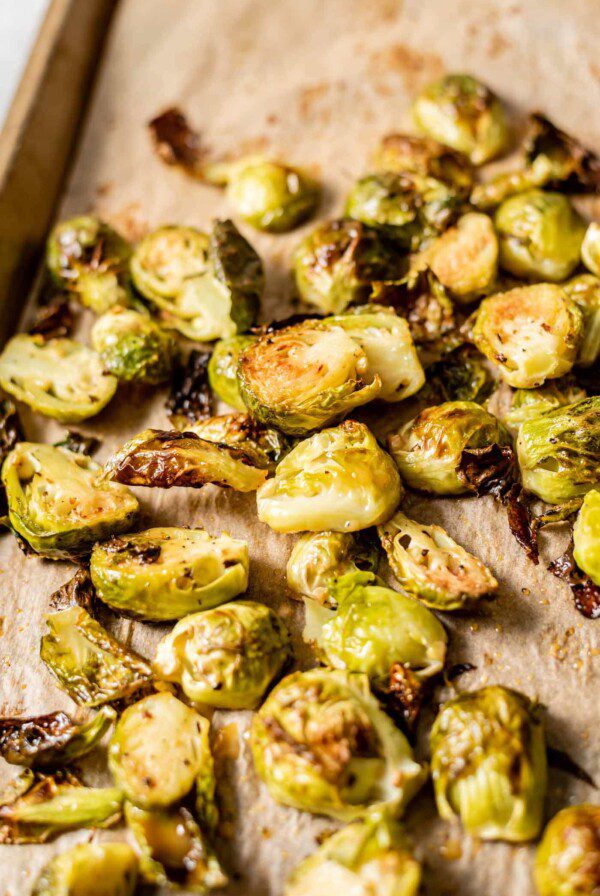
[525, 113, 600, 193]
[549, 541, 600, 619]
[28, 298, 74, 341]
[370, 267, 455, 346]
[0, 707, 115, 768]
[532, 498, 584, 532]
[49, 569, 97, 613]
[167, 350, 212, 427]
[54, 430, 101, 456]
[148, 107, 204, 175]
[547, 746, 597, 788]
[377, 662, 425, 735]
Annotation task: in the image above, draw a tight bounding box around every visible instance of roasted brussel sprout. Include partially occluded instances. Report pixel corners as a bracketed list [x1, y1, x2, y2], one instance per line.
[33, 842, 138, 896]
[472, 285, 582, 388]
[345, 172, 461, 248]
[494, 190, 586, 282]
[0, 770, 123, 843]
[154, 600, 290, 709]
[426, 347, 495, 404]
[91, 306, 176, 383]
[573, 489, 600, 586]
[582, 221, 600, 276]
[426, 212, 498, 303]
[130, 224, 208, 299]
[516, 397, 600, 503]
[313, 572, 447, 684]
[373, 132, 473, 189]
[371, 265, 456, 347]
[503, 378, 587, 428]
[2, 443, 138, 559]
[292, 218, 405, 314]
[563, 274, 600, 367]
[257, 421, 402, 533]
[46, 215, 131, 313]
[285, 810, 422, 896]
[109, 692, 210, 809]
[378, 511, 498, 610]
[183, 414, 289, 472]
[388, 401, 509, 495]
[103, 428, 268, 492]
[203, 156, 320, 232]
[412, 74, 509, 165]
[0, 335, 117, 423]
[0, 706, 115, 768]
[430, 685, 547, 841]
[238, 320, 381, 435]
[251, 668, 426, 820]
[208, 334, 256, 409]
[534, 804, 600, 896]
[286, 530, 379, 606]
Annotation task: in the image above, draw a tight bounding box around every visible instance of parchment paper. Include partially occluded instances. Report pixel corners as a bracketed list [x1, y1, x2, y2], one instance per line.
[1, 2, 599, 894]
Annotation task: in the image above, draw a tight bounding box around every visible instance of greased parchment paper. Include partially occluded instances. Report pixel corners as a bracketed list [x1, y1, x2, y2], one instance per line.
[1, 1, 599, 893]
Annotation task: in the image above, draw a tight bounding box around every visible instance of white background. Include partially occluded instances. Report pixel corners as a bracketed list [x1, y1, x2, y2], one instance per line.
[0, 0, 51, 126]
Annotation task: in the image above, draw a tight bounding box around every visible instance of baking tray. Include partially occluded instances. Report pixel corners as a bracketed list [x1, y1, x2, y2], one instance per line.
[0, 2, 599, 895]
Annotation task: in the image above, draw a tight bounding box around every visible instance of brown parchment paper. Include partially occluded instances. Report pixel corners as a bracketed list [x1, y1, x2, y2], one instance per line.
[1, 2, 600, 894]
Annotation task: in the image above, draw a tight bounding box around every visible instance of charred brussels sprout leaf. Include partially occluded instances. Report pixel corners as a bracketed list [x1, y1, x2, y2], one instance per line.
[41, 605, 152, 706]
[28, 297, 74, 341]
[582, 222, 600, 277]
[0, 770, 123, 843]
[33, 842, 138, 896]
[154, 600, 291, 709]
[473, 285, 582, 388]
[373, 132, 473, 189]
[2, 443, 138, 559]
[503, 378, 587, 428]
[378, 511, 498, 611]
[292, 218, 405, 315]
[494, 190, 586, 282]
[345, 172, 462, 248]
[426, 212, 498, 303]
[412, 74, 509, 165]
[535, 804, 600, 896]
[285, 810, 422, 896]
[251, 668, 426, 820]
[90, 526, 249, 620]
[108, 692, 210, 809]
[371, 266, 455, 347]
[103, 428, 268, 492]
[0, 335, 117, 423]
[167, 349, 212, 426]
[0, 706, 115, 768]
[426, 347, 495, 405]
[257, 420, 402, 533]
[573, 489, 600, 586]
[53, 430, 101, 456]
[238, 321, 381, 435]
[208, 335, 255, 410]
[208, 218, 263, 329]
[430, 685, 547, 841]
[516, 397, 600, 503]
[184, 414, 290, 472]
[91, 306, 177, 384]
[149, 106, 204, 173]
[286, 530, 380, 607]
[563, 274, 600, 367]
[46, 215, 131, 313]
[388, 400, 509, 495]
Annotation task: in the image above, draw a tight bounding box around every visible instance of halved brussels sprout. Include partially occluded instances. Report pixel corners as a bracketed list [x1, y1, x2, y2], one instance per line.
[563, 274, 600, 367]
[0, 335, 117, 423]
[503, 378, 587, 428]
[535, 804, 600, 896]
[0, 770, 122, 843]
[430, 685, 547, 841]
[238, 321, 381, 435]
[313, 571, 446, 685]
[125, 802, 227, 892]
[286, 531, 379, 607]
[208, 334, 256, 409]
[426, 212, 498, 303]
[516, 397, 600, 503]
[257, 421, 402, 533]
[33, 843, 138, 896]
[41, 605, 152, 706]
[130, 224, 208, 298]
[109, 692, 210, 809]
[103, 429, 268, 492]
[325, 306, 425, 401]
[91, 306, 177, 383]
[154, 600, 290, 709]
[204, 156, 320, 232]
[573, 489, 600, 586]
[371, 265, 456, 347]
[251, 668, 426, 820]
[345, 172, 461, 248]
[426, 347, 495, 404]
[90, 526, 249, 621]
[494, 190, 586, 282]
[472, 284, 582, 388]
[582, 221, 600, 276]
[388, 400, 509, 495]
[285, 810, 421, 896]
[183, 414, 290, 472]
[2, 443, 138, 559]
[46, 215, 131, 313]
[292, 218, 405, 314]
[373, 132, 473, 189]
[412, 74, 509, 165]
[378, 511, 498, 611]
[0, 706, 115, 768]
